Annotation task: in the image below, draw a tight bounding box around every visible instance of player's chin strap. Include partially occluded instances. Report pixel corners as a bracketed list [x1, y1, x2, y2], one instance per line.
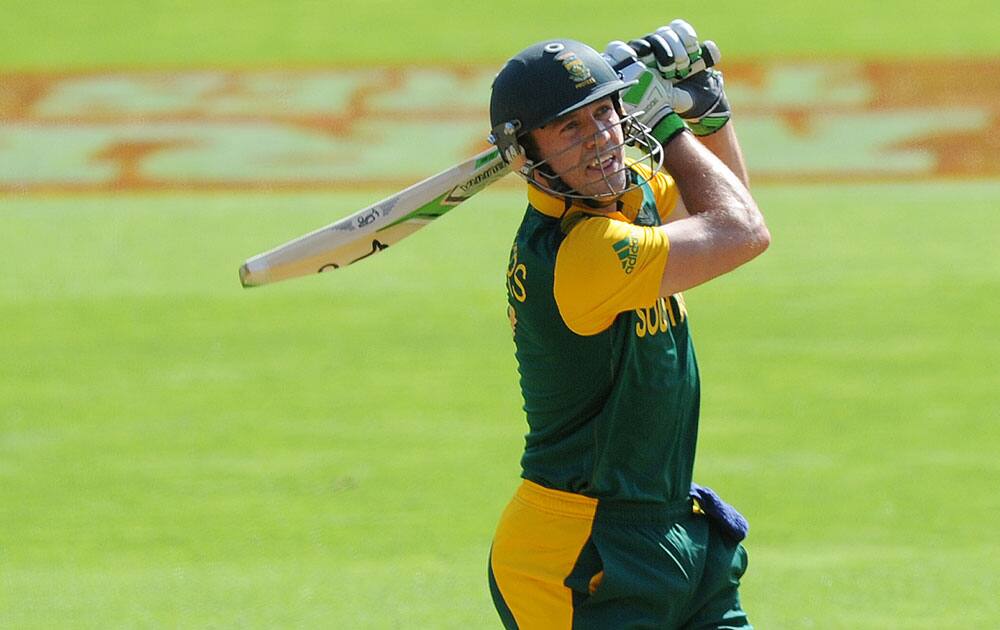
[488, 112, 665, 208]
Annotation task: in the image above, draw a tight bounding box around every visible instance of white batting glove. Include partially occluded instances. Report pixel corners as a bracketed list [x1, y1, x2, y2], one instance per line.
[603, 41, 688, 145]
[610, 20, 731, 137]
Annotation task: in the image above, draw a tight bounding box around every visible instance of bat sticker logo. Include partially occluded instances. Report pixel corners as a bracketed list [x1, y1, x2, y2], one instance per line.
[443, 161, 509, 205]
[351, 239, 389, 264]
[356, 208, 380, 227]
[316, 239, 389, 274]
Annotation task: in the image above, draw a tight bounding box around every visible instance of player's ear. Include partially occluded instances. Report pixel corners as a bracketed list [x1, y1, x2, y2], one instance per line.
[520, 131, 541, 163]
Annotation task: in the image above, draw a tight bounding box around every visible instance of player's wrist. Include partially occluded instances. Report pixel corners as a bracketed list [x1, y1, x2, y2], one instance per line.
[651, 111, 688, 146]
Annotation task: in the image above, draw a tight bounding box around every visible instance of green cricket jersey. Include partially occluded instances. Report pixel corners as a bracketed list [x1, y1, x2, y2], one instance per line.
[505, 163, 700, 504]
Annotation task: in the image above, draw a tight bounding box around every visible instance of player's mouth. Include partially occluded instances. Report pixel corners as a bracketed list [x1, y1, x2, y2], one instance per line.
[585, 153, 619, 176]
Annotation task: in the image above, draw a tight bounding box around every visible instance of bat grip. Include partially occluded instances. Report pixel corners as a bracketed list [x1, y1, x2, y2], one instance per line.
[692, 40, 720, 74]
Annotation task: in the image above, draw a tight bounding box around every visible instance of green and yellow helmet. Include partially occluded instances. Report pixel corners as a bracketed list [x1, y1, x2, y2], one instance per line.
[488, 39, 662, 201]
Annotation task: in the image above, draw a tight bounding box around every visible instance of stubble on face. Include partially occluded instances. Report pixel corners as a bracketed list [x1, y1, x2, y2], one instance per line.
[530, 98, 627, 203]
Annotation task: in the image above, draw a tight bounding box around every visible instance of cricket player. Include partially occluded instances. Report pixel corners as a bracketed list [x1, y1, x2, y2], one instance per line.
[486, 20, 769, 629]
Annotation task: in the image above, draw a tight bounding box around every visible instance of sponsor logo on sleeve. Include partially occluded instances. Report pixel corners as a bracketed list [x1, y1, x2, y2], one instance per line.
[612, 235, 639, 274]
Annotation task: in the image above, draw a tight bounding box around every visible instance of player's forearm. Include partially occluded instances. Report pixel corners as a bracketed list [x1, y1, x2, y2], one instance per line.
[696, 122, 750, 189]
[657, 131, 769, 294]
[662, 131, 757, 226]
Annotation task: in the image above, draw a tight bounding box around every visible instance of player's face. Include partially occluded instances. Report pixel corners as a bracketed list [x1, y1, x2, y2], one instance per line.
[530, 97, 627, 202]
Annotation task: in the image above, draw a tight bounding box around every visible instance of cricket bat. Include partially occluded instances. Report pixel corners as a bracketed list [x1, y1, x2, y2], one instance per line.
[239, 147, 510, 287]
[239, 42, 718, 288]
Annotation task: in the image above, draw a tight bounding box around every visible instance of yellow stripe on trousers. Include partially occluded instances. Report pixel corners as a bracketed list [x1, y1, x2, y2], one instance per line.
[490, 480, 599, 629]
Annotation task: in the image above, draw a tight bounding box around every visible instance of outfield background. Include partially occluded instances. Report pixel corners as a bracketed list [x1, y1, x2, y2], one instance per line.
[2, 1, 999, 628]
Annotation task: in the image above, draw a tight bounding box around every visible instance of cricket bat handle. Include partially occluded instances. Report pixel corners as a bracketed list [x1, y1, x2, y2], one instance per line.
[696, 41, 721, 72]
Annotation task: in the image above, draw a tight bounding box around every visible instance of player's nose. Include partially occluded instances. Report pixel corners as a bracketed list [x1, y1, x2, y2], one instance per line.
[584, 119, 614, 150]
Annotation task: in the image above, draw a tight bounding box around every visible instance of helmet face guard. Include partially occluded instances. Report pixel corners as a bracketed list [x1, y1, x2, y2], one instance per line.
[501, 110, 664, 202]
[489, 39, 664, 204]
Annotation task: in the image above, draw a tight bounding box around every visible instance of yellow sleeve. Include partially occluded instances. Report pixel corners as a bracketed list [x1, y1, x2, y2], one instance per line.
[554, 216, 669, 336]
[631, 162, 680, 222]
[653, 170, 680, 222]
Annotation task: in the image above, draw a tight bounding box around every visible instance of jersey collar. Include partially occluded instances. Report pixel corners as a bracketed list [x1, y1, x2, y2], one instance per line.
[525, 164, 646, 223]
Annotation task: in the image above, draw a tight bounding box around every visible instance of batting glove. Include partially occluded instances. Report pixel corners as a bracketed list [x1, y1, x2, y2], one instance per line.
[603, 41, 688, 146]
[612, 20, 731, 137]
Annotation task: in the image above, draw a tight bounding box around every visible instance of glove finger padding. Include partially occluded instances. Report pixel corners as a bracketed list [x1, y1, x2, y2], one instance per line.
[602, 40, 638, 70]
[653, 27, 690, 74]
[642, 33, 676, 77]
[626, 38, 652, 59]
[668, 19, 701, 55]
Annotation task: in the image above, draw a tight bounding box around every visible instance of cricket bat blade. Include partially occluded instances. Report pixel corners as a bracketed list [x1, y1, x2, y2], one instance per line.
[239, 147, 510, 287]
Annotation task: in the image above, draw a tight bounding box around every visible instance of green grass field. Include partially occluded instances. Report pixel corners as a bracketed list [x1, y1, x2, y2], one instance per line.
[3, 0, 999, 67]
[3, 1, 1000, 628]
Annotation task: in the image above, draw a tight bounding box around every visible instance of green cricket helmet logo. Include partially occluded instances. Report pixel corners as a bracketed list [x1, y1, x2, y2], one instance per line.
[555, 50, 596, 88]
